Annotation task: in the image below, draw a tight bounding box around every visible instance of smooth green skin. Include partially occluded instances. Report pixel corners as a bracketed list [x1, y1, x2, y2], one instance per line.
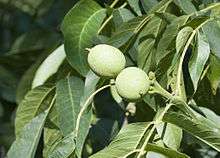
[87, 44, 126, 78]
[115, 67, 150, 101]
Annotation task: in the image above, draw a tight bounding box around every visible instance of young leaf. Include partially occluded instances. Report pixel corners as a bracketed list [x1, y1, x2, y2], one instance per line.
[7, 109, 51, 158]
[61, 0, 106, 76]
[90, 122, 152, 158]
[164, 111, 220, 152]
[32, 45, 66, 88]
[56, 76, 84, 136]
[15, 85, 55, 136]
[189, 31, 210, 91]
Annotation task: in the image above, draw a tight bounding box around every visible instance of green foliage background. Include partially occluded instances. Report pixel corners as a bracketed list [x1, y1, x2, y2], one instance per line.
[1, 0, 220, 158]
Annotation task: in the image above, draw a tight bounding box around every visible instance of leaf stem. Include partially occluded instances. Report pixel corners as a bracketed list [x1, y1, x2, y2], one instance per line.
[97, 2, 127, 34]
[176, 19, 211, 98]
[75, 84, 111, 136]
[110, 0, 120, 8]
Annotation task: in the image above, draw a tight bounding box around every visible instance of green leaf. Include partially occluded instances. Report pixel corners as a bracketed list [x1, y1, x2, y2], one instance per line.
[48, 132, 76, 158]
[138, 9, 171, 71]
[164, 111, 220, 152]
[61, 0, 106, 76]
[7, 109, 51, 158]
[200, 107, 220, 127]
[56, 76, 84, 136]
[32, 45, 66, 88]
[207, 54, 220, 94]
[156, 123, 182, 150]
[15, 85, 55, 136]
[108, 0, 172, 49]
[156, 15, 190, 64]
[112, 8, 135, 27]
[43, 128, 63, 158]
[75, 71, 100, 158]
[140, 0, 158, 13]
[189, 31, 210, 91]
[145, 143, 189, 158]
[90, 122, 151, 158]
[174, 0, 197, 14]
[176, 26, 193, 54]
[127, 0, 142, 16]
[203, 20, 220, 60]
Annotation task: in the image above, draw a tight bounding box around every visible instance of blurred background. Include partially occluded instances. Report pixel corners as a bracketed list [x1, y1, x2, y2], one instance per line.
[0, 0, 80, 155]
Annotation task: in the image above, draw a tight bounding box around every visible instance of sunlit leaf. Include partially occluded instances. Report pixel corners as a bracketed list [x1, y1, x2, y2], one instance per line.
[61, 0, 106, 76]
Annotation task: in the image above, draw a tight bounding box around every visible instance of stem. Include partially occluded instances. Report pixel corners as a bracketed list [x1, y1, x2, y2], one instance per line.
[137, 104, 173, 158]
[176, 19, 211, 98]
[191, 3, 220, 16]
[97, 2, 127, 34]
[176, 30, 196, 97]
[110, 0, 120, 8]
[75, 84, 111, 136]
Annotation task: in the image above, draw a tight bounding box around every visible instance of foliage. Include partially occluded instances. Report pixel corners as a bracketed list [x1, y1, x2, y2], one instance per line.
[1, 0, 220, 158]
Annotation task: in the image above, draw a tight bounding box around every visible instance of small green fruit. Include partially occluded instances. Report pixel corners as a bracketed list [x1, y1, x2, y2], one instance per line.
[87, 44, 126, 78]
[115, 67, 150, 101]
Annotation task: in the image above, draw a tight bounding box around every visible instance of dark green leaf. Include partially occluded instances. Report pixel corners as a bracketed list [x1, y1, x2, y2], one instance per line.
[174, 0, 197, 14]
[207, 54, 220, 94]
[61, 0, 106, 76]
[140, 0, 158, 13]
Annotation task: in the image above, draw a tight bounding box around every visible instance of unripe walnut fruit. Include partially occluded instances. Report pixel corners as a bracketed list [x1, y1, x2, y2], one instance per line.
[115, 67, 150, 101]
[87, 44, 126, 78]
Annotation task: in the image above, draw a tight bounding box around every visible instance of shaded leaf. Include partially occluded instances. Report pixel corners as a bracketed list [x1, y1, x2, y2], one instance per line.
[207, 54, 220, 94]
[127, 0, 142, 16]
[140, 0, 158, 13]
[174, 0, 197, 14]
